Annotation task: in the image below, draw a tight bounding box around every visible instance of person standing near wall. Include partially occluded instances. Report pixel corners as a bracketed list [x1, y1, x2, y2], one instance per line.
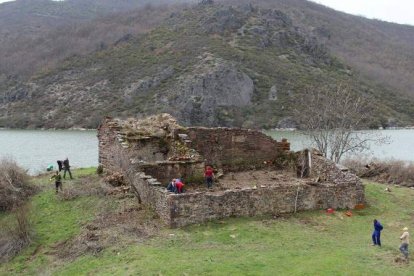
[372, 219, 383, 247]
[399, 227, 409, 262]
[204, 166, 214, 189]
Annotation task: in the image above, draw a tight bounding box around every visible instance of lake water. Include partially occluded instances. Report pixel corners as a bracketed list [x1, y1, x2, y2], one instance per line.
[0, 129, 413, 174]
[0, 130, 98, 175]
[265, 129, 414, 162]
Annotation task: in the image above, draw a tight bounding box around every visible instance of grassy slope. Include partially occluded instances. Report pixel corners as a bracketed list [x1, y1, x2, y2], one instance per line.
[1, 169, 414, 275]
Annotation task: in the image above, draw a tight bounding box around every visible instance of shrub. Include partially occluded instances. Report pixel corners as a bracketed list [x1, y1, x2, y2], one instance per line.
[0, 204, 32, 263]
[0, 158, 36, 211]
[96, 165, 104, 175]
[343, 158, 414, 186]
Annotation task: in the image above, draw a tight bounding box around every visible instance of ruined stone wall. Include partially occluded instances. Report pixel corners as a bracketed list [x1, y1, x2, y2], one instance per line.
[98, 119, 188, 219]
[184, 128, 290, 171]
[126, 170, 171, 223]
[98, 118, 124, 173]
[128, 137, 168, 163]
[163, 181, 364, 227]
[140, 161, 205, 185]
[310, 152, 362, 187]
[98, 117, 365, 228]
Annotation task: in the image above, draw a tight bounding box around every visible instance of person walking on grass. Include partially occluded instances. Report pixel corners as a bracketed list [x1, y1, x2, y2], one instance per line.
[399, 227, 409, 262]
[63, 157, 73, 179]
[372, 219, 384, 247]
[50, 171, 63, 194]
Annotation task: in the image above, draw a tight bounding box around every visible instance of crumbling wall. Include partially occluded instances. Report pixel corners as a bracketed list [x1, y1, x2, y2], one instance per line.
[162, 181, 364, 227]
[184, 127, 290, 171]
[140, 161, 205, 185]
[98, 118, 125, 174]
[310, 152, 362, 186]
[126, 170, 170, 221]
[127, 137, 168, 163]
[98, 116, 365, 228]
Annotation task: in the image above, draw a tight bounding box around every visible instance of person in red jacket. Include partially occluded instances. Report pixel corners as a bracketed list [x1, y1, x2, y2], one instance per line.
[175, 179, 184, 194]
[204, 166, 214, 189]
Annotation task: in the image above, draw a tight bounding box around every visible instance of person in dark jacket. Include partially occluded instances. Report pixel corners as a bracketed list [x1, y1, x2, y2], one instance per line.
[167, 179, 177, 193]
[62, 158, 73, 179]
[372, 219, 384, 246]
[57, 160, 63, 172]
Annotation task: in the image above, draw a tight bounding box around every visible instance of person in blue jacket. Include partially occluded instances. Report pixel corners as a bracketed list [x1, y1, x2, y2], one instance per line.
[372, 219, 384, 246]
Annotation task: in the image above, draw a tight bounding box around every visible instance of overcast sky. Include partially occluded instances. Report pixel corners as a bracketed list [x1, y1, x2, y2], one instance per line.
[0, 0, 412, 26]
[309, 0, 413, 25]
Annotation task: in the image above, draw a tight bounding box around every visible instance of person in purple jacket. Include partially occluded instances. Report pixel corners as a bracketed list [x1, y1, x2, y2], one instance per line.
[372, 219, 384, 247]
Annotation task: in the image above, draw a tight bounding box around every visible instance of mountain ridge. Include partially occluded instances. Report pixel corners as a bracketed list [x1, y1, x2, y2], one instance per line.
[0, 0, 413, 129]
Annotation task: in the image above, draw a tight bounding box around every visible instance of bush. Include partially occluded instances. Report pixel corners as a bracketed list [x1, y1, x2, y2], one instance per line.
[0, 158, 36, 211]
[0, 204, 32, 263]
[343, 158, 414, 186]
[96, 165, 104, 175]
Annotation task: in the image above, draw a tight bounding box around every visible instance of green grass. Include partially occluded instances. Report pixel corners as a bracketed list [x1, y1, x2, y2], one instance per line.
[1, 172, 414, 275]
[0, 169, 104, 275]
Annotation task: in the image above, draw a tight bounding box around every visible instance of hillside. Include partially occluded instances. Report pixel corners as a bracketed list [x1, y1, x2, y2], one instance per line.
[0, 0, 414, 129]
[1, 169, 413, 274]
[0, 0, 193, 76]
[225, 0, 414, 99]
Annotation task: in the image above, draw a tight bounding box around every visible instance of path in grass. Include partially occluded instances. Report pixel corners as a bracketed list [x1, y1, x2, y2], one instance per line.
[1, 169, 414, 275]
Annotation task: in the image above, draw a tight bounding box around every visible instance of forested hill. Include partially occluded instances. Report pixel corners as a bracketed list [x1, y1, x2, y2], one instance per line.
[0, 0, 413, 129]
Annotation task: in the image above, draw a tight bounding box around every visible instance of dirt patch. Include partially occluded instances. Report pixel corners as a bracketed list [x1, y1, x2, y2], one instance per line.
[175, 169, 311, 194]
[53, 197, 162, 260]
[394, 256, 410, 265]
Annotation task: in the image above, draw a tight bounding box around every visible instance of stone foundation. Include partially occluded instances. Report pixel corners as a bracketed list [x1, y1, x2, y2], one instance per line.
[98, 114, 365, 228]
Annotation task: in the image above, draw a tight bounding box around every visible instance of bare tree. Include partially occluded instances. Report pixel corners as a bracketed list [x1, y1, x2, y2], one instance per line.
[294, 84, 387, 163]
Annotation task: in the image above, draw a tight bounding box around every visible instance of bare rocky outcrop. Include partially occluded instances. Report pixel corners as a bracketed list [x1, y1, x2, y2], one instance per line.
[164, 54, 254, 126]
[123, 66, 175, 102]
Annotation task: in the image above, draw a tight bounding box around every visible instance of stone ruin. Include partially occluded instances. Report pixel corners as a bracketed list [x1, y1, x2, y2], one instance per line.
[98, 114, 365, 228]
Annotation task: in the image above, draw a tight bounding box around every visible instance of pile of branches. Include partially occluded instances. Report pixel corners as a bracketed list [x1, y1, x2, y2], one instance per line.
[104, 172, 125, 187]
[0, 158, 36, 211]
[344, 158, 414, 187]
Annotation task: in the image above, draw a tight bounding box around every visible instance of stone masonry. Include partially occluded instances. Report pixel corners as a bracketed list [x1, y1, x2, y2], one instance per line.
[98, 114, 365, 227]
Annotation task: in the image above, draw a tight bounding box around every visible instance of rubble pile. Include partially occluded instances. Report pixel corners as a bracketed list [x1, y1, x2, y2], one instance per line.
[118, 114, 184, 140]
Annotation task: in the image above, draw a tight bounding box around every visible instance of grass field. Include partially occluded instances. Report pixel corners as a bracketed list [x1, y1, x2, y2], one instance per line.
[1, 168, 413, 275]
